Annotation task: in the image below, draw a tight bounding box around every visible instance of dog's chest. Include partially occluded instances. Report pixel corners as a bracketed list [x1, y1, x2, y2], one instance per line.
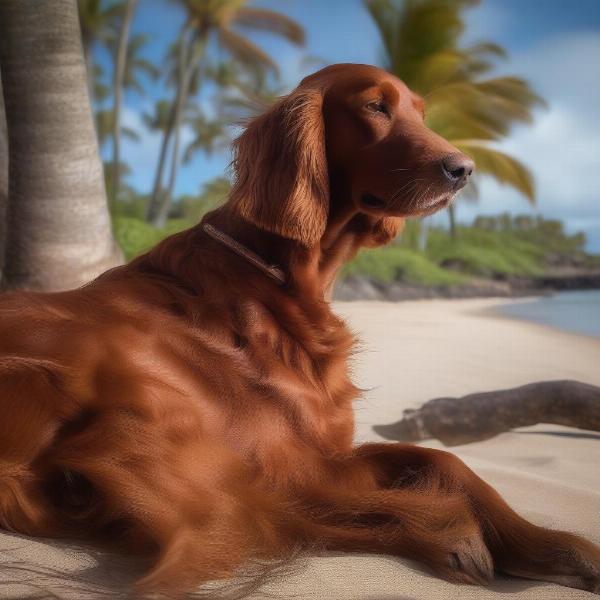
[186, 299, 359, 456]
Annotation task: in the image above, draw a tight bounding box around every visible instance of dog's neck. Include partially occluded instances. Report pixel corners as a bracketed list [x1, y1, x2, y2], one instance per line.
[202, 201, 401, 301]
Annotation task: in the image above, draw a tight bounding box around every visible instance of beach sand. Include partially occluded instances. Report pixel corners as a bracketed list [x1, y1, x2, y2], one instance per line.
[1, 299, 599, 599]
[335, 298, 600, 442]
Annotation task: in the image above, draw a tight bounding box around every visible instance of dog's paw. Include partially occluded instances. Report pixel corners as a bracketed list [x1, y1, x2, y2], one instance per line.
[433, 532, 494, 586]
[450, 534, 495, 585]
[501, 531, 600, 595]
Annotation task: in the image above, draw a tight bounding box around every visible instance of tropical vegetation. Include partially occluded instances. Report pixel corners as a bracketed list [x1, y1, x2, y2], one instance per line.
[1, 0, 596, 293]
[144, 0, 305, 227]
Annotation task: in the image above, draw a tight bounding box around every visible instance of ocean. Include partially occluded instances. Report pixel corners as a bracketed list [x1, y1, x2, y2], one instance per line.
[497, 290, 600, 339]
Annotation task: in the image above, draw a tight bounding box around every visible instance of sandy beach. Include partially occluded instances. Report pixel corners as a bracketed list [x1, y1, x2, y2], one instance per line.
[335, 298, 600, 443]
[1, 298, 600, 599]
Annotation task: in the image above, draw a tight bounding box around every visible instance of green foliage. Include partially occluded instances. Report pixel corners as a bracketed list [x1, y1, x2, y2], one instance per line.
[344, 214, 592, 285]
[113, 216, 192, 260]
[111, 210, 595, 285]
[112, 176, 231, 259]
[168, 176, 231, 220]
[426, 230, 543, 277]
[345, 247, 465, 286]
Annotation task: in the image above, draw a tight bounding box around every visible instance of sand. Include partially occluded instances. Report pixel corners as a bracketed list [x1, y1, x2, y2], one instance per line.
[1, 298, 599, 599]
[335, 298, 600, 442]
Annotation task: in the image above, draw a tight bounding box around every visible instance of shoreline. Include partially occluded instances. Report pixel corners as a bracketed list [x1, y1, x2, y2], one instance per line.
[334, 271, 600, 302]
[477, 296, 600, 342]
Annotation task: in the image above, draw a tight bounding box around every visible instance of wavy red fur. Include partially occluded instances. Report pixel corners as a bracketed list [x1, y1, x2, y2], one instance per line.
[1, 64, 599, 596]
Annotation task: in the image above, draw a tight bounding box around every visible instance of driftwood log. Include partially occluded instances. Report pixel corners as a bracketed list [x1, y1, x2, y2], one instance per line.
[373, 380, 600, 446]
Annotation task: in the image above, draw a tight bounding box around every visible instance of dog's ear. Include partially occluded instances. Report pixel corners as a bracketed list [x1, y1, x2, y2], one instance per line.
[230, 88, 328, 247]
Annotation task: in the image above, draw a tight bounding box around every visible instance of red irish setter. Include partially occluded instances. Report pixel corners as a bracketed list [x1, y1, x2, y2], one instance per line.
[1, 64, 599, 596]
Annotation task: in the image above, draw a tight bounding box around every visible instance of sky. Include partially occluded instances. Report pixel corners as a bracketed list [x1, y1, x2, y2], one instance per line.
[100, 0, 600, 251]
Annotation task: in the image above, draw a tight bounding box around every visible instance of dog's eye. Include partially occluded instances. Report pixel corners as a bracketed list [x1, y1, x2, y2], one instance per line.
[365, 100, 389, 116]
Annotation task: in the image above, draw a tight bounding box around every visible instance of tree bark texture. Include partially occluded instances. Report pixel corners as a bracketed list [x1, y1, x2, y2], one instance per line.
[0, 0, 123, 291]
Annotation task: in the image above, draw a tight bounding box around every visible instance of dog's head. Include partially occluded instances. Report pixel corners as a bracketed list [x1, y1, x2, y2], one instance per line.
[230, 63, 473, 247]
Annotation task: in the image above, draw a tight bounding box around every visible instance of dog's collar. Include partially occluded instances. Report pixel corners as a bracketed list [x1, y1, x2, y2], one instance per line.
[202, 223, 286, 286]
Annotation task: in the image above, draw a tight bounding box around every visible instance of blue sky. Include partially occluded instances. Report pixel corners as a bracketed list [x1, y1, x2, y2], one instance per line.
[97, 0, 600, 250]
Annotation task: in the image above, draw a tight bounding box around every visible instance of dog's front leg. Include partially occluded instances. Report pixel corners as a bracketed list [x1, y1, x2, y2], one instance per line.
[340, 443, 600, 594]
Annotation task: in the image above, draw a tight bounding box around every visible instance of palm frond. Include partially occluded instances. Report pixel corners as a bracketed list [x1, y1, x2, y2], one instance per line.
[183, 111, 228, 162]
[95, 109, 140, 145]
[121, 126, 140, 142]
[217, 27, 278, 74]
[232, 7, 305, 45]
[454, 141, 535, 202]
[142, 100, 173, 131]
[465, 41, 507, 60]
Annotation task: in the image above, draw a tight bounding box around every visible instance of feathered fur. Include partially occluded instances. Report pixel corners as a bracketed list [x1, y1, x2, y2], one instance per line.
[1, 64, 599, 597]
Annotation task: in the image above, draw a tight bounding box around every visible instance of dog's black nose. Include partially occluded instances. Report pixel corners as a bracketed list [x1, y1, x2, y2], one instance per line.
[441, 153, 475, 188]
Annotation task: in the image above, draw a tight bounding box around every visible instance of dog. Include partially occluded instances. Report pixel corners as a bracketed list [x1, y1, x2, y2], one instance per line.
[1, 64, 599, 596]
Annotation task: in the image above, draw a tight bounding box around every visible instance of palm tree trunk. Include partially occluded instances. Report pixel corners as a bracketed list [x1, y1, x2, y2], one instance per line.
[418, 217, 429, 251]
[146, 34, 190, 224]
[82, 36, 96, 105]
[146, 106, 175, 222]
[447, 204, 457, 239]
[150, 37, 201, 228]
[0, 0, 123, 291]
[111, 0, 138, 207]
[151, 99, 184, 228]
[0, 75, 7, 278]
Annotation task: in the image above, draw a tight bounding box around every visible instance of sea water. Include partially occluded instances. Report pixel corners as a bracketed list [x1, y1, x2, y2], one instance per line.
[497, 290, 600, 339]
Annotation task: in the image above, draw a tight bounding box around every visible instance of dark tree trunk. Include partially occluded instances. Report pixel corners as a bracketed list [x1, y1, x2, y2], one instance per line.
[150, 58, 191, 228]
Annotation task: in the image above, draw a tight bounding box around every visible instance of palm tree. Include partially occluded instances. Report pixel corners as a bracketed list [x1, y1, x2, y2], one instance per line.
[0, 0, 123, 291]
[111, 0, 138, 204]
[182, 107, 228, 165]
[365, 0, 544, 238]
[215, 61, 287, 120]
[146, 1, 306, 228]
[143, 99, 174, 134]
[110, 31, 159, 203]
[94, 109, 140, 199]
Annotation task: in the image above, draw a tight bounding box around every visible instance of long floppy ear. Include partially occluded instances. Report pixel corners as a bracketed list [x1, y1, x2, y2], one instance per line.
[229, 88, 328, 247]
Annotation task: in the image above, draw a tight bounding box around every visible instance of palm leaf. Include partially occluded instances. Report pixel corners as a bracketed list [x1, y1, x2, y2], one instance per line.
[217, 27, 278, 74]
[466, 41, 507, 60]
[232, 7, 305, 45]
[121, 126, 140, 142]
[454, 140, 535, 202]
[183, 112, 228, 162]
[142, 100, 173, 131]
